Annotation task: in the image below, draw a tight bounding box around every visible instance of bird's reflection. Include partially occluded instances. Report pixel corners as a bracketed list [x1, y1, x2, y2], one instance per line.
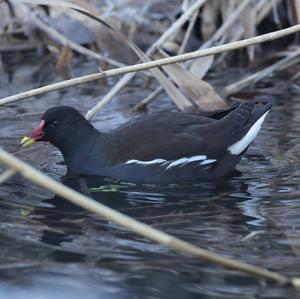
[32, 172, 259, 252]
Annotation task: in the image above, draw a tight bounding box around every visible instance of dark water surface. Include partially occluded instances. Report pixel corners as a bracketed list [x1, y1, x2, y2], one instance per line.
[1, 55, 300, 298]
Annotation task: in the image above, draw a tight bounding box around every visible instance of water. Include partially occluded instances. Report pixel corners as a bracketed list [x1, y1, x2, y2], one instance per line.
[1, 53, 300, 298]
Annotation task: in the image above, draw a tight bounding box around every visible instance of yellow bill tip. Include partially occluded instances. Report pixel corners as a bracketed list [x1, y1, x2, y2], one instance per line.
[20, 136, 37, 147]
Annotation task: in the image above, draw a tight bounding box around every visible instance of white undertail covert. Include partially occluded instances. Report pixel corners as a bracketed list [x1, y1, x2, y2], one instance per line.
[227, 110, 270, 155]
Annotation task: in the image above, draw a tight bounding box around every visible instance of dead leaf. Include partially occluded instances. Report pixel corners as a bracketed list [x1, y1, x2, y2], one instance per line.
[155, 50, 228, 111]
[201, 0, 220, 41]
[56, 47, 73, 79]
[91, 15, 137, 64]
[189, 55, 214, 80]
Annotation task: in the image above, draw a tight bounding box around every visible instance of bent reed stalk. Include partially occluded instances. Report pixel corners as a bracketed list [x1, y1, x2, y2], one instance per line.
[1, 24, 300, 106]
[0, 147, 300, 287]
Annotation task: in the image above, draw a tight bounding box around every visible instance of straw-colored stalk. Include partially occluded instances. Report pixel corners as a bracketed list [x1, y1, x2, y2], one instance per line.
[31, 13, 125, 68]
[0, 168, 16, 184]
[225, 47, 300, 96]
[1, 24, 300, 107]
[85, 0, 208, 120]
[91, 0, 253, 117]
[178, 9, 199, 54]
[132, 86, 164, 111]
[134, 0, 249, 110]
[0, 147, 300, 287]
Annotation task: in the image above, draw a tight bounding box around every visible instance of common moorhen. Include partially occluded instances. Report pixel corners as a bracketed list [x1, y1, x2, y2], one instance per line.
[21, 101, 271, 184]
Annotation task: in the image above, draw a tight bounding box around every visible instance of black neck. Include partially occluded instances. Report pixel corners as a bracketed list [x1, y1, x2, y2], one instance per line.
[59, 127, 109, 174]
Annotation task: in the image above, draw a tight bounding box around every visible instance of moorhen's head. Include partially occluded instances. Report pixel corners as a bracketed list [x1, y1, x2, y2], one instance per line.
[21, 106, 96, 150]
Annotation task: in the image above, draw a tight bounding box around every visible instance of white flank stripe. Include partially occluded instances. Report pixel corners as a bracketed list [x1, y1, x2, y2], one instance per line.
[125, 154, 214, 170]
[227, 110, 269, 155]
[165, 157, 189, 170]
[187, 155, 207, 162]
[125, 159, 166, 165]
[200, 159, 217, 165]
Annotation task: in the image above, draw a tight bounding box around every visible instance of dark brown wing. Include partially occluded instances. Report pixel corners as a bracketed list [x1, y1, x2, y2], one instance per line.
[108, 112, 214, 162]
[105, 101, 270, 164]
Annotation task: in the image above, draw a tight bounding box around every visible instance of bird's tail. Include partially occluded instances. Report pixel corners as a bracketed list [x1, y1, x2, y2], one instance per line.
[228, 100, 272, 127]
[225, 101, 272, 155]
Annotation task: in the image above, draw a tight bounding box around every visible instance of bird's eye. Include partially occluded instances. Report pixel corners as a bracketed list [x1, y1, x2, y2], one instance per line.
[50, 120, 59, 127]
